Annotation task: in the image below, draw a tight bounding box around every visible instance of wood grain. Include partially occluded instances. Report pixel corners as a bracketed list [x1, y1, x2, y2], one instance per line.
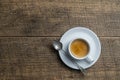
[0, 0, 120, 80]
[0, 37, 119, 80]
[0, 0, 120, 36]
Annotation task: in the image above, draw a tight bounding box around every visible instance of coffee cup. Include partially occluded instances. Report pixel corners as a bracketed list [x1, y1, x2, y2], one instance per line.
[68, 38, 94, 63]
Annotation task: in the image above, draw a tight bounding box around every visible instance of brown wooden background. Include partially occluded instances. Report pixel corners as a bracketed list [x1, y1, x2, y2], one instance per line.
[0, 0, 120, 80]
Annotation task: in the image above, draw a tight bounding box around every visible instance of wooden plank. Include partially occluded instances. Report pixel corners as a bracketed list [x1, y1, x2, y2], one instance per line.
[0, 37, 119, 80]
[0, 0, 120, 36]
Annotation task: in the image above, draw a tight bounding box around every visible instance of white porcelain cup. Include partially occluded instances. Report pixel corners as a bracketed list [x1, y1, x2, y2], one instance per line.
[68, 38, 94, 63]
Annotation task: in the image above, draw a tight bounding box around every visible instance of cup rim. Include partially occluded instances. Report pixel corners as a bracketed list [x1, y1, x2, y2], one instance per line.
[68, 38, 90, 60]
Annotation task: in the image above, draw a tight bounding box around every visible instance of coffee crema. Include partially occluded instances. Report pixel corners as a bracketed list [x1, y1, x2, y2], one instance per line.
[70, 39, 89, 58]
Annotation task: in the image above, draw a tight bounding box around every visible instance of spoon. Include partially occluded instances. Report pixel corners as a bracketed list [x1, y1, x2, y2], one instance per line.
[53, 40, 86, 75]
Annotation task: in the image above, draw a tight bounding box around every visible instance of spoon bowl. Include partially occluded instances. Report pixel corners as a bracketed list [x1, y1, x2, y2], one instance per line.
[53, 41, 62, 51]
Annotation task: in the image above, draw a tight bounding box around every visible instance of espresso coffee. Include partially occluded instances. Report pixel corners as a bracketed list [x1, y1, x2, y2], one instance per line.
[70, 39, 89, 58]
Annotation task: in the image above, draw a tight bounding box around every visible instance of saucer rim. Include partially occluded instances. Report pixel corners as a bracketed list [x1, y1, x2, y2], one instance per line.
[59, 27, 101, 69]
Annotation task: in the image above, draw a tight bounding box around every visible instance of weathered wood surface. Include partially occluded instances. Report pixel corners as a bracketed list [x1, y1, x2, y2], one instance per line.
[0, 0, 120, 80]
[0, 37, 119, 80]
[0, 0, 120, 36]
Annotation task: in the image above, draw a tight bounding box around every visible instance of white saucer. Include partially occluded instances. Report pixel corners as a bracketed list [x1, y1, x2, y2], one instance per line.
[59, 27, 101, 69]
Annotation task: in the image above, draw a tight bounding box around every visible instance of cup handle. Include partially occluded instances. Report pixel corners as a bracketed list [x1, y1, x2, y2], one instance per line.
[86, 55, 94, 63]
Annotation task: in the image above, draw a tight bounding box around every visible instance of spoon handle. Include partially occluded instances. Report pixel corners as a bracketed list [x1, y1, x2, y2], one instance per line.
[60, 49, 86, 75]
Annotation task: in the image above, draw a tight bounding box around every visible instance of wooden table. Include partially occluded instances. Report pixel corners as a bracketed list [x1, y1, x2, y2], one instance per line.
[0, 0, 120, 80]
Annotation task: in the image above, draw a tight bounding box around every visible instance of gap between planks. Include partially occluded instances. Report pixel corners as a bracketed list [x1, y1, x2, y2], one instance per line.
[0, 36, 119, 38]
